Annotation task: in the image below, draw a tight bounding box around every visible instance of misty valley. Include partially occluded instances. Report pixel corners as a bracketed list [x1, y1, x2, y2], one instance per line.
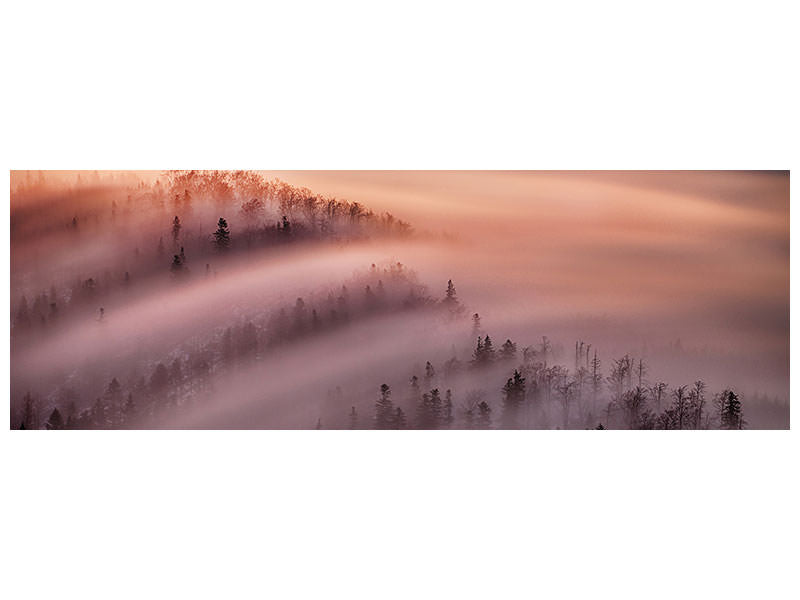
[10, 171, 789, 429]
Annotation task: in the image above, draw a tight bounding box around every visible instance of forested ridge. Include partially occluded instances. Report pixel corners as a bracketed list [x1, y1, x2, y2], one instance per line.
[10, 171, 787, 429]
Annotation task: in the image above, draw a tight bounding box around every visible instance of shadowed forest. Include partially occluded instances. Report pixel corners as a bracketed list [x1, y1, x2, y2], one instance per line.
[10, 170, 789, 429]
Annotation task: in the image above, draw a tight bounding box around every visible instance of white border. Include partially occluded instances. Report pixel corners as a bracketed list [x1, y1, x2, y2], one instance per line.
[2, 2, 797, 599]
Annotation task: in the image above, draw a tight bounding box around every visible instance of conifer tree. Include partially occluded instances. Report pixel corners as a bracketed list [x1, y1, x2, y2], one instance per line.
[424, 361, 436, 382]
[394, 407, 407, 429]
[499, 339, 517, 361]
[476, 401, 492, 429]
[443, 389, 454, 428]
[172, 215, 181, 244]
[471, 313, 482, 338]
[213, 217, 231, 250]
[442, 279, 463, 315]
[482, 335, 496, 363]
[501, 370, 526, 428]
[46, 407, 64, 430]
[375, 384, 394, 429]
[719, 389, 744, 429]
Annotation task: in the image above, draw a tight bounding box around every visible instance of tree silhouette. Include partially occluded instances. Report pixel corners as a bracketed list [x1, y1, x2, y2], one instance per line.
[394, 407, 407, 429]
[213, 217, 231, 250]
[471, 313, 482, 337]
[501, 370, 526, 428]
[46, 407, 64, 430]
[718, 389, 744, 429]
[476, 401, 492, 429]
[172, 215, 181, 244]
[442, 279, 462, 314]
[375, 384, 394, 429]
[424, 361, 436, 382]
[499, 339, 517, 361]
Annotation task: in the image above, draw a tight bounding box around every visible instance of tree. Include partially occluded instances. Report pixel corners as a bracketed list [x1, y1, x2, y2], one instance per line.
[472, 335, 496, 367]
[649, 382, 667, 413]
[442, 279, 462, 314]
[619, 387, 648, 429]
[415, 388, 443, 429]
[375, 384, 394, 429]
[476, 401, 492, 429]
[46, 408, 64, 430]
[172, 215, 181, 244]
[292, 297, 307, 334]
[471, 313, 482, 337]
[554, 373, 575, 429]
[501, 370, 526, 428]
[171, 254, 184, 275]
[424, 361, 436, 382]
[349, 406, 358, 430]
[636, 358, 648, 388]
[670, 385, 690, 430]
[105, 377, 123, 425]
[213, 217, 231, 250]
[718, 389, 744, 430]
[394, 407, 407, 429]
[443, 389, 454, 428]
[590, 349, 602, 413]
[240, 197, 265, 221]
[21, 392, 39, 429]
[689, 380, 706, 429]
[499, 339, 517, 361]
[122, 393, 136, 425]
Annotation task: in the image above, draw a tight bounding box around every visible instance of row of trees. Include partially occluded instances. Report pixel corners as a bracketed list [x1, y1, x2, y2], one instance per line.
[12, 170, 414, 338]
[162, 170, 413, 236]
[12, 276, 462, 429]
[363, 362, 745, 430]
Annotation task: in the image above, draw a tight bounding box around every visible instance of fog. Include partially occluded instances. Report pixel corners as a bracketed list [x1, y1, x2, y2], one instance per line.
[10, 170, 789, 429]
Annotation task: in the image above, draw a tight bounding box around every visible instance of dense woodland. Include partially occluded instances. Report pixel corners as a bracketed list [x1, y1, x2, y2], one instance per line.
[10, 171, 787, 429]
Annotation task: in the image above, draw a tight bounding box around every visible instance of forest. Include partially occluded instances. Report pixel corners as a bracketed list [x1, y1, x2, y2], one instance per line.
[10, 171, 789, 429]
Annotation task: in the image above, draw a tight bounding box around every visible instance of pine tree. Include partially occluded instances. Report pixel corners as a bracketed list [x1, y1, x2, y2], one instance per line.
[172, 215, 182, 243]
[394, 407, 407, 429]
[375, 384, 394, 429]
[21, 392, 38, 429]
[105, 377, 123, 426]
[424, 361, 436, 382]
[499, 339, 517, 361]
[443, 389, 454, 428]
[482, 335, 496, 363]
[501, 370, 526, 428]
[443, 279, 459, 312]
[472, 336, 484, 364]
[476, 401, 492, 429]
[719, 389, 744, 429]
[471, 312, 481, 338]
[122, 393, 136, 425]
[46, 407, 64, 430]
[171, 254, 183, 274]
[213, 217, 231, 250]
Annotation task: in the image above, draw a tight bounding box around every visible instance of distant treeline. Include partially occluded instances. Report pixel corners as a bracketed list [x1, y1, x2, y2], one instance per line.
[13, 277, 786, 430]
[11, 170, 413, 338]
[12, 264, 441, 430]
